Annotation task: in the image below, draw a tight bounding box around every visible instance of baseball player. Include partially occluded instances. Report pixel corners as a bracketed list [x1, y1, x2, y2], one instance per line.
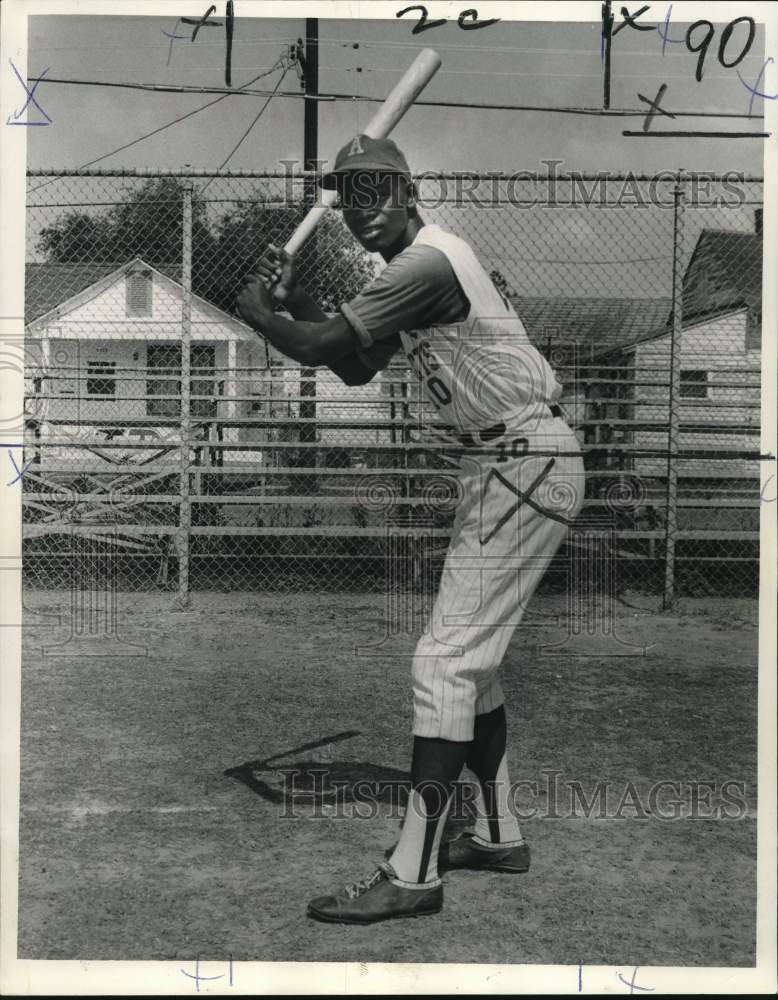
[236, 135, 584, 925]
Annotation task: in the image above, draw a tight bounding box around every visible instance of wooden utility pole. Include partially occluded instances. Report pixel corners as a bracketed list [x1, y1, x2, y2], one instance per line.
[299, 17, 318, 488]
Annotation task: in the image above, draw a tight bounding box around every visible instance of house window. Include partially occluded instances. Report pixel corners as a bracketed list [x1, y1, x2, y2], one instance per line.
[746, 307, 761, 352]
[86, 361, 116, 396]
[680, 369, 708, 398]
[146, 344, 180, 417]
[146, 344, 217, 418]
[126, 270, 152, 316]
[191, 345, 216, 418]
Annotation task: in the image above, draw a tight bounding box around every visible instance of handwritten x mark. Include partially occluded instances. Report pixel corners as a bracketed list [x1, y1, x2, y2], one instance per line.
[479, 458, 573, 545]
[6, 60, 52, 126]
[612, 4, 654, 35]
[182, 5, 222, 41]
[638, 83, 676, 133]
[180, 955, 234, 991]
[616, 966, 654, 992]
[738, 57, 778, 117]
[6, 449, 31, 486]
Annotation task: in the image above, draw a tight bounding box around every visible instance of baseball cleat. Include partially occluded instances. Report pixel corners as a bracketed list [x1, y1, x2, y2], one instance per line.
[306, 861, 443, 925]
[441, 832, 531, 873]
[385, 833, 531, 873]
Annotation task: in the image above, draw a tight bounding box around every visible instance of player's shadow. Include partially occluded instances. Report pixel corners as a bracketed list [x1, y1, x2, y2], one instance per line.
[224, 730, 478, 841]
[225, 757, 412, 808]
[224, 729, 409, 807]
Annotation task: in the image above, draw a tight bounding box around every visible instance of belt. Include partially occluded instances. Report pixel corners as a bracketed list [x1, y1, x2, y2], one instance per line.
[445, 405, 565, 450]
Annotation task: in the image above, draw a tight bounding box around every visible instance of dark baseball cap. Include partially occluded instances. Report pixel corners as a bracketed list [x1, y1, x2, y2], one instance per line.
[319, 134, 411, 190]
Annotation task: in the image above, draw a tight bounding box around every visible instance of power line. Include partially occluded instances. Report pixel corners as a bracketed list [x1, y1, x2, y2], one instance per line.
[216, 64, 290, 169]
[201, 62, 290, 192]
[26, 74, 291, 98]
[28, 37, 297, 53]
[145, 61, 759, 83]
[26, 75, 765, 119]
[26, 37, 700, 58]
[322, 36, 691, 57]
[327, 65, 745, 81]
[27, 55, 290, 194]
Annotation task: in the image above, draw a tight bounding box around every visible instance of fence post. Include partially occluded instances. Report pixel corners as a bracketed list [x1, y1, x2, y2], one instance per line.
[299, 172, 318, 493]
[176, 180, 194, 608]
[663, 177, 685, 609]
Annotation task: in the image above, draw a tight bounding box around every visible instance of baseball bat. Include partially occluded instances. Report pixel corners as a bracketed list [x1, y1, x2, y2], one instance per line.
[283, 47, 442, 257]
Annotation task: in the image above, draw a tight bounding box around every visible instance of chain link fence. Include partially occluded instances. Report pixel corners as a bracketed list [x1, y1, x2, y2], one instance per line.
[20, 169, 762, 605]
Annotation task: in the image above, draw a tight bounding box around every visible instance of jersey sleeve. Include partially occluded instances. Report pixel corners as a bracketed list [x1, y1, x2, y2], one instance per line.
[340, 244, 469, 351]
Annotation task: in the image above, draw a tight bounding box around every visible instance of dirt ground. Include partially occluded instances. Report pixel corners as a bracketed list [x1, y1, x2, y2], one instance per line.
[16, 588, 758, 966]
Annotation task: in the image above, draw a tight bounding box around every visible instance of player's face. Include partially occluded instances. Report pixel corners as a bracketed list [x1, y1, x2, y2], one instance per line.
[340, 172, 412, 253]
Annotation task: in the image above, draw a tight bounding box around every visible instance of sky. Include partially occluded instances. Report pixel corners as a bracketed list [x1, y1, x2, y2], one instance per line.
[20, 6, 769, 176]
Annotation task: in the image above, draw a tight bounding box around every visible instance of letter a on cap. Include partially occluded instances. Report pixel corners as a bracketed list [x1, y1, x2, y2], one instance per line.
[348, 135, 365, 156]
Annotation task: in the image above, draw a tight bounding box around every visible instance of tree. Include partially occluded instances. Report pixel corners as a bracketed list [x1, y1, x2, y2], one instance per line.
[107, 177, 216, 287]
[203, 194, 305, 314]
[37, 212, 114, 263]
[36, 178, 377, 314]
[37, 178, 218, 299]
[200, 193, 378, 314]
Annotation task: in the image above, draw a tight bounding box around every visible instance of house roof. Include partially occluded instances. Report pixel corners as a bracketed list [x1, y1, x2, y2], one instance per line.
[26, 257, 266, 341]
[681, 229, 761, 324]
[621, 229, 762, 351]
[510, 228, 762, 356]
[25, 261, 181, 324]
[510, 295, 672, 356]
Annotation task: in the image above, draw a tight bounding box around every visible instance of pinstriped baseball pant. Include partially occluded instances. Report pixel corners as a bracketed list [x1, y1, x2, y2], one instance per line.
[411, 417, 585, 742]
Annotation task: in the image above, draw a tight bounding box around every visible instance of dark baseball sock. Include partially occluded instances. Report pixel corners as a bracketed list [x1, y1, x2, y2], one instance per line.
[466, 705, 523, 846]
[388, 736, 470, 884]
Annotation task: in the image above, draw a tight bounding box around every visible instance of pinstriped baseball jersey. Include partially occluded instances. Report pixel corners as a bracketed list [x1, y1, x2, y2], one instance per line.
[400, 225, 564, 443]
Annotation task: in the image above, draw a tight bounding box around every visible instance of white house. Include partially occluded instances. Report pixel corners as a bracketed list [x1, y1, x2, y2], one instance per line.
[613, 227, 761, 484]
[24, 257, 293, 469]
[627, 308, 760, 481]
